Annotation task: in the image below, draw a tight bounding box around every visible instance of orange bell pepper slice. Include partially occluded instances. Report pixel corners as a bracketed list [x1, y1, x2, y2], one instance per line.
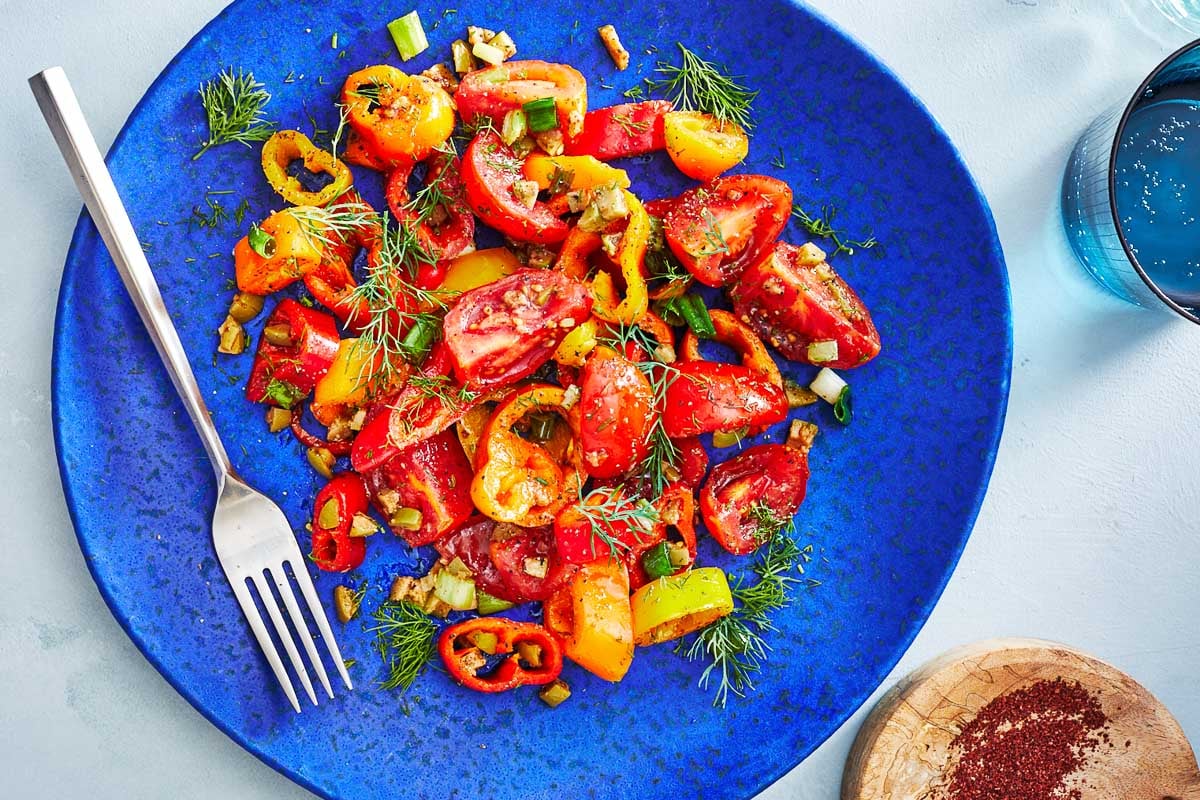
[554, 191, 650, 326]
[233, 210, 324, 295]
[523, 154, 630, 192]
[341, 65, 455, 164]
[470, 384, 584, 527]
[547, 557, 635, 682]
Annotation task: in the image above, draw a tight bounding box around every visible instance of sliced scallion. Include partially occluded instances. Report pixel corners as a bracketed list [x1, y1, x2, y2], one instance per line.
[809, 367, 847, 405]
[248, 223, 275, 257]
[529, 413, 557, 442]
[680, 294, 715, 338]
[522, 97, 559, 133]
[833, 385, 852, 425]
[387, 11, 429, 62]
[398, 316, 439, 365]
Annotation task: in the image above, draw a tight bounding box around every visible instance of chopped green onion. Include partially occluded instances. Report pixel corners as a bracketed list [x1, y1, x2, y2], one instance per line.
[387, 11, 429, 62]
[501, 109, 528, 146]
[712, 427, 747, 449]
[399, 316, 439, 364]
[806, 339, 839, 364]
[641, 543, 675, 580]
[529, 413, 557, 442]
[472, 40, 506, 66]
[809, 367, 847, 405]
[833, 385, 852, 425]
[434, 568, 477, 610]
[522, 97, 559, 133]
[248, 223, 275, 257]
[476, 590, 516, 615]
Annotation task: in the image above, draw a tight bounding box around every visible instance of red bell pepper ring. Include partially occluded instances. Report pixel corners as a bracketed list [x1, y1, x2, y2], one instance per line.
[310, 472, 369, 572]
[439, 617, 564, 693]
[699, 443, 810, 555]
[661, 361, 787, 438]
[564, 101, 674, 160]
[455, 60, 588, 138]
[246, 299, 341, 407]
[554, 486, 661, 565]
[385, 155, 476, 263]
[289, 406, 353, 456]
[624, 483, 697, 590]
[361, 429, 475, 546]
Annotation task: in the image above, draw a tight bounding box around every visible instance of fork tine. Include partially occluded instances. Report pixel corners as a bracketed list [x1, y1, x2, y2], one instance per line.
[289, 558, 353, 691]
[269, 566, 334, 699]
[250, 572, 318, 707]
[230, 579, 302, 714]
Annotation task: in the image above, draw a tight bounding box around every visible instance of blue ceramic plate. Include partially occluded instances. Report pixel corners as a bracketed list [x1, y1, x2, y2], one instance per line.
[52, 1, 1010, 798]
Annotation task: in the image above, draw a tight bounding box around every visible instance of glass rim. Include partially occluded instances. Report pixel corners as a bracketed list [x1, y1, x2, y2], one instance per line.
[1108, 36, 1200, 324]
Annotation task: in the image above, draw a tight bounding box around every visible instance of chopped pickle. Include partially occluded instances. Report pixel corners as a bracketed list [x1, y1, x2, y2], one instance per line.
[228, 291, 265, 323]
[318, 497, 340, 530]
[712, 427, 747, 448]
[467, 630, 499, 654]
[476, 590, 516, 615]
[784, 378, 820, 408]
[265, 407, 293, 433]
[539, 679, 571, 708]
[217, 316, 247, 355]
[348, 512, 379, 538]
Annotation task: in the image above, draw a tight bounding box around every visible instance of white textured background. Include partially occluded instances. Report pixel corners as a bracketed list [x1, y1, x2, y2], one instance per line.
[2, 1, 1197, 797]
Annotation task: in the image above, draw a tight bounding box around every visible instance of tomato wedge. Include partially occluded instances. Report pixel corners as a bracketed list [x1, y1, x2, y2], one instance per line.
[699, 444, 810, 555]
[662, 361, 787, 438]
[435, 517, 515, 602]
[456, 60, 588, 137]
[731, 241, 881, 368]
[578, 346, 656, 479]
[664, 174, 792, 287]
[663, 111, 749, 181]
[443, 268, 593, 389]
[489, 523, 578, 602]
[563, 101, 673, 160]
[462, 129, 570, 244]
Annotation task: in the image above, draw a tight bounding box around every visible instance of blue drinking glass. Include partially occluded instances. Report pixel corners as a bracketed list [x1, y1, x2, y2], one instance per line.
[1062, 38, 1200, 323]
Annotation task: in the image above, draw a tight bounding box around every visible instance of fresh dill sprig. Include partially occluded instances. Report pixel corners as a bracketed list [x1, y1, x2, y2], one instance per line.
[646, 43, 758, 130]
[612, 110, 652, 137]
[678, 532, 805, 707]
[792, 202, 879, 258]
[622, 84, 646, 100]
[347, 215, 452, 381]
[287, 202, 379, 251]
[570, 486, 661, 561]
[366, 601, 438, 691]
[406, 373, 479, 414]
[746, 501, 793, 543]
[193, 68, 276, 160]
[698, 208, 730, 256]
[189, 192, 230, 229]
[406, 143, 459, 224]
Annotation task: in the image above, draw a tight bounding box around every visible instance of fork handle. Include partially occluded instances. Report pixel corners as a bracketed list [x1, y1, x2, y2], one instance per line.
[31, 67, 233, 483]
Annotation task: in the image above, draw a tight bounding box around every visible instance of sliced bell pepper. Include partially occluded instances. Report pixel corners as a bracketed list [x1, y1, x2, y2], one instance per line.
[553, 487, 661, 564]
[547, 557, 635, 682]
[470, 384, 584, 527]
[246, 299, 341, 407]
[311, 338, 384, 426]
[341, 65, 455, 164]
[233, 210, 324, 295]
[439, 617, 564, 693]
[552, 316, 600, 368]
[438, 247, 522, 296]
[261, 130, 354, 207]
[362, 428, 475, 546]
[630, 567, 734, 646]
[522, 154, 630, 192]
[563, 101, 673, 160]
[310, 472, 369, 572]
[679, 308, 782, 389]
[554, 191, 650, 326]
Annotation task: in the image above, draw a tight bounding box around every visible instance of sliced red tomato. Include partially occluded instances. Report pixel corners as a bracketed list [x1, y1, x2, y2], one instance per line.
[662, 361, 787, 438]
[674, 436, 709, 489]
[435, 517, 515, 601]
[563, 101, 673, 160]
[489, 524, 578, 602]
[578, 346, 656, 479]
[362, 429, 475, 546]
[664, 174, 792, 287]
[443, 268, 593, 389]
[456, 60, 588, 137]
[699, 444, 810, 555]
[462, 130, 569, 244]
[730, 241, 881, 368]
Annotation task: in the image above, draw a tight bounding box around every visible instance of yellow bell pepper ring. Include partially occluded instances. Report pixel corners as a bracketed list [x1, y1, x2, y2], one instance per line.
[261, 130, 354, 207]
[630, 567, 734, 647]
[523, 154, 631, 192]
[438, 247, 522, 296]
[561, 558, 635, 682]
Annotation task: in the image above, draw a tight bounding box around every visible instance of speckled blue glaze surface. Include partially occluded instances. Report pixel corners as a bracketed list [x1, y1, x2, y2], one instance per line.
[51, 1, 1010, 798]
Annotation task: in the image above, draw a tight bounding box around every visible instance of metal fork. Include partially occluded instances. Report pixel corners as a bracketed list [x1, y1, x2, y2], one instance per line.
[31, 67, 352, 713]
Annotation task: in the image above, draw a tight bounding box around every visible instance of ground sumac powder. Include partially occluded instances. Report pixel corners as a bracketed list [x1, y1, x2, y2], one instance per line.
[941, 678, 1109, 800]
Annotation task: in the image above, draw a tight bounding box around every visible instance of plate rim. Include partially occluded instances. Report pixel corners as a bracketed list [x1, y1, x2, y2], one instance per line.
[49, 0, 1013, 796]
